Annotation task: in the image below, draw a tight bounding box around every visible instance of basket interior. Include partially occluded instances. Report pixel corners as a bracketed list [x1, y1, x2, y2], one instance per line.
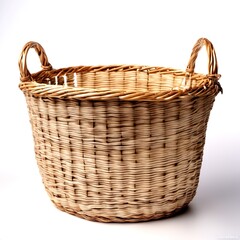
[35, 65, 208, 93]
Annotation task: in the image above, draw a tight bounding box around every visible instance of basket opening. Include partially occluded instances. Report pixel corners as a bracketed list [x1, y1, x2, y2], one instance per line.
[40, 66, 207, 93]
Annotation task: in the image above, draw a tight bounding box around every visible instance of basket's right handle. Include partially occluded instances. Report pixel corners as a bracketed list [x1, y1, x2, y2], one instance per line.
[186, 38, 218, 76]
[19, 41, 52, 82]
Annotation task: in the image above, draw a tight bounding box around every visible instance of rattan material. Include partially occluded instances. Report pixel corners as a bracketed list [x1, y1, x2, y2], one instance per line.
[19, 38, 222, 222]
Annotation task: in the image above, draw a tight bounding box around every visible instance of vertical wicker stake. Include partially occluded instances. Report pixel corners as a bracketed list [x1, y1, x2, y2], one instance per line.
[19, 38, 222, 222]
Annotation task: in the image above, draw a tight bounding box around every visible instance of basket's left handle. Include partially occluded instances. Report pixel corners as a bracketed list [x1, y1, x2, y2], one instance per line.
[19, 41, 52, 82]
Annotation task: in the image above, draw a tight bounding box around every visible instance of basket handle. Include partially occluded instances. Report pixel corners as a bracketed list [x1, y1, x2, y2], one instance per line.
[19, 41, 52, 82]
[186, 38, 218, 76]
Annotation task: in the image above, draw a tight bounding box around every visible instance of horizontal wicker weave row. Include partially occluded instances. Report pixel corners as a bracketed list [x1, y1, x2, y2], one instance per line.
[19, 38, 222, 222]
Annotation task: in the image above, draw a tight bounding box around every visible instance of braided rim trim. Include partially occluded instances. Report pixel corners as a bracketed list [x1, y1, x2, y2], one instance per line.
[19, 79, 221, 101]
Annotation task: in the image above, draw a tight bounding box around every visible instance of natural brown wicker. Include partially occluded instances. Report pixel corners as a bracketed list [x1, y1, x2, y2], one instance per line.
[19, 38, 222, 222]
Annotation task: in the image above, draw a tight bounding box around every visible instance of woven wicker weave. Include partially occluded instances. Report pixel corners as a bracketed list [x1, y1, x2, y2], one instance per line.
[19, 38, 222, 222]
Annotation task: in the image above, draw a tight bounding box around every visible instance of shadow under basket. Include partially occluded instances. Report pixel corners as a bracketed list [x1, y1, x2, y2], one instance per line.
[19, 38, 222, 223]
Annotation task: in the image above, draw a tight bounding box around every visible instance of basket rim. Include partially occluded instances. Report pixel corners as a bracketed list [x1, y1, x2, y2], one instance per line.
[19, 64, 222, 101]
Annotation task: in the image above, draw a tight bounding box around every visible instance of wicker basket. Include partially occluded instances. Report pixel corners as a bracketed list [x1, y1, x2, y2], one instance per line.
[19, 38, 222, 222]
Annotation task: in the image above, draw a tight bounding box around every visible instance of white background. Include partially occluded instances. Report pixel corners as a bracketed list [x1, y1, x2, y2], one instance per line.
[0, 0, 240, 239]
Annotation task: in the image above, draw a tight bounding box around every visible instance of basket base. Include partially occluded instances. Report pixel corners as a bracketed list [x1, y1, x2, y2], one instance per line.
[53, 202, 190, 223]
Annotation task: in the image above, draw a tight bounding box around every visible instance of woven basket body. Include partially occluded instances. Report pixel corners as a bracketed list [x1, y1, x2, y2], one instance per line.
[19, 38, 222, 222]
